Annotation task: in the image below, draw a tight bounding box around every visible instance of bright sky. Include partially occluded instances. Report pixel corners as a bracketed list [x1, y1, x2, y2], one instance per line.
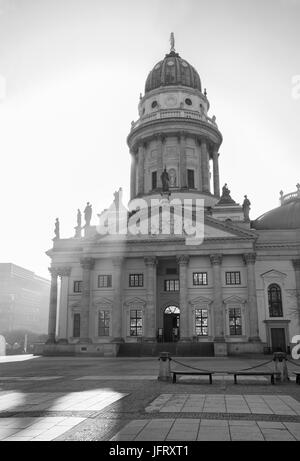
[0, 0, 299, 279]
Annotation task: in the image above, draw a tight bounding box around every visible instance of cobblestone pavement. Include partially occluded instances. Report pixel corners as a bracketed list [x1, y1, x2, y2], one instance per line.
[0, 355, 300, 441]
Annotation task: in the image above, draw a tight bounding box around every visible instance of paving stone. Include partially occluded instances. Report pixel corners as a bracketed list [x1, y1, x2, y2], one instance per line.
[260, 428, 296, 441]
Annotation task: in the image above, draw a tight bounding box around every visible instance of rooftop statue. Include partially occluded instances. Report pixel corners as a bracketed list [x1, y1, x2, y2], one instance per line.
[77, 209, 82, 228]
[54, 218, 60, 240]
[242, 195, 251, 222]
[84, 202, 92, 227]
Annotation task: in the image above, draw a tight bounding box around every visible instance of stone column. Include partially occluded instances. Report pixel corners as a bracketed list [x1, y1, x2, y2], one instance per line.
[57, 267, 71, 343]
[292, 259, 300, 327]
[178, 255, 190, 340]
[46, 267, 59, 344]
[112, 257, 123, 342]
[243, 253, 261, 342]
[197, 138, 203, 192]
[130, 150, 137, 200]
[80, 257, 95, 343]
[144, 257, 157, 340]
[213, 146, 220, 198]
[179, 133, 187, 188]
[210, 255, 224, 341]
[156, 135, 164, 189]
[137, 143, 145, 195]
[201, 139, 210, 192]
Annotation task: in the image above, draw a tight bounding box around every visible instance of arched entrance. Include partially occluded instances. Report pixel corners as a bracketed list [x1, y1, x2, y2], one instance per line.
[163, 306, 180, 342]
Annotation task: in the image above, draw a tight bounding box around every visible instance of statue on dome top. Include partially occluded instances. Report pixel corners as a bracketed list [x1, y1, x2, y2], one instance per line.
[242, 195, 251, 222]
[170, 32, 175, 52]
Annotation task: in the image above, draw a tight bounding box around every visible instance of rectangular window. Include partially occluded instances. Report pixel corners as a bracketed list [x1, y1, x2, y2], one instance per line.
[98, 310, 110, 336]
[152, 171, 157, 190]
[130, 310, 143, 336]
[73, 313, 80, 337]
[98, 275, 112, 288]
[195, 309, 208, 336]
[225, 271, 241, 285]
[164, 279, 180, 291]
[229, 308, 242, 336]
[73, 281, 83, 293]
[193, 272, 208, 286]
[187, 169, 195, 188]
[129, 274, 144, 287]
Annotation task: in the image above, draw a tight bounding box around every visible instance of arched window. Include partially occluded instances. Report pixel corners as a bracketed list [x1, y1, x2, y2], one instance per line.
[268, 284, 283, 317]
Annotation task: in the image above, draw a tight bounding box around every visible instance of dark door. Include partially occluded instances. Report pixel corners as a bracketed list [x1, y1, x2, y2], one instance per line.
[164, 314, 180, 342]
[271, 328, 286, 352]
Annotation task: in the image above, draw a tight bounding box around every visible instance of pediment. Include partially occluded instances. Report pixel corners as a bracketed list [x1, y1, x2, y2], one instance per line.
[260, 269, 287, 279]
[124, 297, 146, 308]
[189, 296, 213, 307]
[93, 297, 113, 308]
[223, 295, 246, 305]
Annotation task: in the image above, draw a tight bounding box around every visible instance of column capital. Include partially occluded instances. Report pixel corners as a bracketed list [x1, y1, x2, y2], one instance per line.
[177, 255, 189, 266]
[243, 252, 256, 265]
[292, 259, 300, 270]
[57, 266, 72, 277]
[80, 257, 95, 270]
[210, 254, 222, 266]
[144, 256, 157, 266]
[48, 267, 59, 277]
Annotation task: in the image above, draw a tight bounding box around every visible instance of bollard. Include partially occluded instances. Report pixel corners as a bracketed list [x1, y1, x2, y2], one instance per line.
[158, 352, 172, 381]
[273, 352, 289, 382]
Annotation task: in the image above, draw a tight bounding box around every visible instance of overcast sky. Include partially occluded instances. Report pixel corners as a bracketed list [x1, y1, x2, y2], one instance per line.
[0, 0, 299, 279]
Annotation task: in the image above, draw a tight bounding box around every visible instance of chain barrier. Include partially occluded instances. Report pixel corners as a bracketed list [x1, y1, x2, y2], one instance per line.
[170, 357, 274, 374]
[287, 358, 300, 368]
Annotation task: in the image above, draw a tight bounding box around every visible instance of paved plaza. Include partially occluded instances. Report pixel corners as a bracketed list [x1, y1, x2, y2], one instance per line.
[0, 354, 300, 441]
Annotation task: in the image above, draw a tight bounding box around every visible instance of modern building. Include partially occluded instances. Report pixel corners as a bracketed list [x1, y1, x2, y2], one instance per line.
[40, 37, 300, 357]
[0, 263, 50, 334]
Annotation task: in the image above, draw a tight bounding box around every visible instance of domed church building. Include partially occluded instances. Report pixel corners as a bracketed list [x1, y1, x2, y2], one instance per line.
[39, 36, 300, 357]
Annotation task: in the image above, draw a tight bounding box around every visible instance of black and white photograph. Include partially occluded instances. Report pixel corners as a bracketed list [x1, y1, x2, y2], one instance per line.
[0, 0, 300, 449]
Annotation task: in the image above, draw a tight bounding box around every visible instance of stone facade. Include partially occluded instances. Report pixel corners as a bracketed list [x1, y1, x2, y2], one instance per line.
[39, 41, 300, 357]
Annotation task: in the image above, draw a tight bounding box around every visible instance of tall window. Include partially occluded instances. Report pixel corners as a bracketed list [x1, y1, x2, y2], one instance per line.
[268, 284, 283, 317]
[130, 310, 143, 336]
[73, 281, 83, 293]
[195, 309, 208, 336]
[98, 275, 112, 288]
[225, 271, 241, 285]
[73, 313, 80, 337]
[152, 171, 157, 190]
[229, 308, 242, 335]
[187, 169, 195, 188]
[129, 274, 144, 287]
[164, 280, 180, 291]
[98, 311, 110, 336]
[193, 272, 208, 286]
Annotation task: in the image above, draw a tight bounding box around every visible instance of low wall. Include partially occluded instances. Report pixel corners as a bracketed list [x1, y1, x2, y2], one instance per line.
[227, 342, 266, 355]
[33, 342, 120, 357]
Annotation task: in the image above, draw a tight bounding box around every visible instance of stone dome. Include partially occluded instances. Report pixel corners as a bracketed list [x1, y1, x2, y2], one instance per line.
[252, 196, 300, 230]
[145, 51, 202, 94]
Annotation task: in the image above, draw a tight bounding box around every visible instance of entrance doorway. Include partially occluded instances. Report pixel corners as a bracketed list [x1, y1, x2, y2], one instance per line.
[163, 306, 180, 342]
[271, 328, 286, 352]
